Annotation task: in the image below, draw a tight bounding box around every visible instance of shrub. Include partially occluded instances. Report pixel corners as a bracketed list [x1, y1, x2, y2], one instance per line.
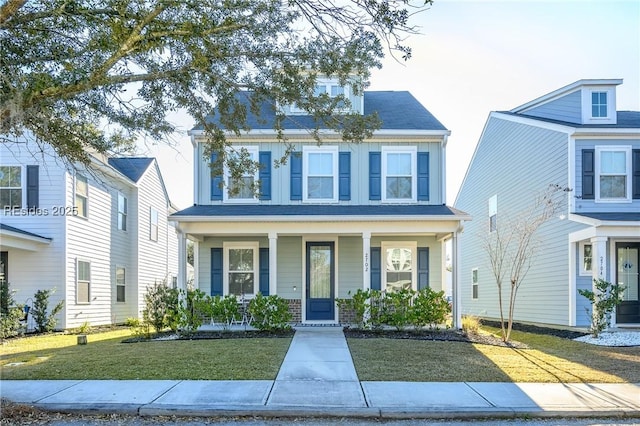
[248, 293, 292, 331]
[411, 288, 451, 330]
[210, 295, 240, 330]
[125, 317, 151, 339]
[179, 288, 208, 334]
[76, 321, 92, 335]
[579, 278, 625, 337]
[383, 288, 414, 331]
[336, 289, 369, 328]
[461, 315, 480, 335]
[32, 288, 64, 333]
[0, 281, 23, 339]
[142, 281, 175, 334]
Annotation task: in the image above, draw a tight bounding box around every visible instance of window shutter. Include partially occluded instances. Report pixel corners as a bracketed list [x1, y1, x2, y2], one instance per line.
[417, 247, 429, 290]
[210, 153, 223, 201]
[369, 151, 381, 200]
[259, 151, 271, 200]
[339, 152, 351, 201]
[26, 165, 39, 208]
[582, 149, 595, 200]
[417, 152, 429, 201]
[259, 248, 269, 295]
[290, 152, 302, 200]
[370, 247, 381, 291]
[211, 248, 223, 296]
[633, 149, 640, 199]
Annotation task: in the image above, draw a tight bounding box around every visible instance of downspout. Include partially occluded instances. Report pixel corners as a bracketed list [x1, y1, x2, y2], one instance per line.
[452, 221, 465, 329]
[442, 134, 448, 205]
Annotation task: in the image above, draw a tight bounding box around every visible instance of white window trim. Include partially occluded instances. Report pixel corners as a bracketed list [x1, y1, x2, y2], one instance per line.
[223, 146, 260, 203]
[0, 164, 26, 210]
[74, 174, 89, 218]
[581, 87, 616, 124]
[381, 146, 417, 203]
[489, 194, 498, 232]
[76, 258, 91, 304]
[579, 242, 593, 277]
[381, 241, 418, 292]
[302, 145, 339, 203]
[289, 79, 351, 115]
[115, 265, 126, 303]
[471, 268, 479, 300]
[223, 241, 259, 298]
[117, 192, 127, 231]
[595, 145, 632, 203]
[149, 207, 159, 241]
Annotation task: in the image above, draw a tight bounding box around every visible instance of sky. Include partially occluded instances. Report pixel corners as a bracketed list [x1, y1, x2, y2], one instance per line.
[146, 0, 640, 209]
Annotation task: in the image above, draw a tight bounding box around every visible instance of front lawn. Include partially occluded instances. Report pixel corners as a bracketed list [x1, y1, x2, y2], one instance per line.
[347, 327, 640, 383]
[0, 329, 292, 380]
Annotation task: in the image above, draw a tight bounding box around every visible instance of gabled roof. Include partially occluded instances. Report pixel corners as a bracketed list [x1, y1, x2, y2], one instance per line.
[573, 212, 640, 222]
[192, 91, 448, 132]
[108, 158, 154, 182]
[498, 111, 640, 129]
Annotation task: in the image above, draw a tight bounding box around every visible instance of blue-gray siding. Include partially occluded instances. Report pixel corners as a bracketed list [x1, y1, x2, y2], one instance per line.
[523, 91, 582, 124]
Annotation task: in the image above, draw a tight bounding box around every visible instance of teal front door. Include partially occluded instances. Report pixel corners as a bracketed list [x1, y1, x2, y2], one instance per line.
[305, 242, 335, 321]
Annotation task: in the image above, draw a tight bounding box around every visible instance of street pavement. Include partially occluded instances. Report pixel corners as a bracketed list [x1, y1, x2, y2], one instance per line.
[1, 326, 639, 420]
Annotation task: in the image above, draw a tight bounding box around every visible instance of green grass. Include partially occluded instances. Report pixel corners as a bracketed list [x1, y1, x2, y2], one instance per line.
[1, 329, 292, 380]
[347, 327, 640, 383]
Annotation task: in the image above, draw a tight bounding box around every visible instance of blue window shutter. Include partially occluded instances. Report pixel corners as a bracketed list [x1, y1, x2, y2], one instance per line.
[259, 151, 271, 200]
[582, 149, 595, 200]
[417, 152, 429, 201]
[370, 247, 381, 291]
[290, 152, 302, 200]
[339, 152, 351, 200]
[633, 149, 640, 199]
[417, 247, 429, 290]
[259, 248, 270, 295]
[369, 152, 381, 200]
[26, 165, 39, 208]
[211, 248, 223, 296]
[210, 153, 223, 201]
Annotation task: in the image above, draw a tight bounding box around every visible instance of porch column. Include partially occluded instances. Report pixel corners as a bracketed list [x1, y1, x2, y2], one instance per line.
[591, 236, 609, 282]
[362, 231, 371, 290]
[193, 239, 199, 291]
[269, 232, 278, 296]
[177, 231, 187, 293]
[452, 231, 462, 329]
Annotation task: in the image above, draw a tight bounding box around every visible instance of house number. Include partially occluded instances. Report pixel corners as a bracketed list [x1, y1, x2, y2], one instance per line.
[364, 253, 369, 272]
[599, 256, 604, 277]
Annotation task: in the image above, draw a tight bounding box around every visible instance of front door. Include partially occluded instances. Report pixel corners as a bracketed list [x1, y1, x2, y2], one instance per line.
[305, 242, 335, 321]
[616, 243, 640, 324]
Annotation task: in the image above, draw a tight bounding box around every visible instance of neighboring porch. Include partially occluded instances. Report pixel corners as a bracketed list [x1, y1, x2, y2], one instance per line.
[171, 206, 469, 327]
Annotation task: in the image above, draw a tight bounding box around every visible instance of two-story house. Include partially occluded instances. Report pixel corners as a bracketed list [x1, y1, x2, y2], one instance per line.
[0, 140, 179, 330]
[455, 79, 640, 329]
[171, 79, 470, 326]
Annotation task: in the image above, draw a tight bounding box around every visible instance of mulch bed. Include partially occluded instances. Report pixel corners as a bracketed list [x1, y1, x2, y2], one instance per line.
[342, 327, 530, 349]
[122, 329, 294, 343]
[480, 320, 588, 340]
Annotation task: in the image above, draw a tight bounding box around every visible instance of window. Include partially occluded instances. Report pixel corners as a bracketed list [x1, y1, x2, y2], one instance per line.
[289, 80, 350, 114]
[149, 208, 159, 241]
[117, 193, 127, 231]
[472, 268, 479, 299]
[0, 166, 22, 209]
[382, 242, 416, 292]
[77, 260, 91, 304]
[224, 242, 258, 297]
[579, 242, 592, 276]
[303, 146, 338, 202]
[591, 92, 607, 118]
[224, 146, 259, 202]
[75, 174, 88, 217]
[382, 147, 416, 202]
[116, 266, 125, 302]
[489, 195, 498, 232]
[596, 146, 631, 201]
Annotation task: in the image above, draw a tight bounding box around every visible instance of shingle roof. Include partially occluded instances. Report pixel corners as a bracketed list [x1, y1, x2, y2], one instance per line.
[108, 158, 154, 182]
[192, 91, 447, 132]
[172, 204, 468, 218]
[500, 111, 640, 129]
[0, 223, 52, 241]
[573, 212, 640, 222]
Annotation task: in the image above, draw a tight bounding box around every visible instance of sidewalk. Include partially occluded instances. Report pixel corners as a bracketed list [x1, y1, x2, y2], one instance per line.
[2, 327, 639, 419]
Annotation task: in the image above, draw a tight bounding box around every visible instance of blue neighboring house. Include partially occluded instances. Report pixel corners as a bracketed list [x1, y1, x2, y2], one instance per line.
[455, 79, 640, 328]
[171, 77, 470, 325]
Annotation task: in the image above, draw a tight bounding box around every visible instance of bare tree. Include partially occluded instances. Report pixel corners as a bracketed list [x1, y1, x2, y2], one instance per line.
[483, 184, 571, 342]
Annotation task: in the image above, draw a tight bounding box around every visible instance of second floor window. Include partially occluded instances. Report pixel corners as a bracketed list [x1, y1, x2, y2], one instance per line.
[0, 166, 22, 209]
[596, 146, 631, 201]
[382, 147, 416, 202]
[303, 146, 338, 202]
[489, 194, 498, 232]
[117, 193, 127, 231]
[225, 146, 258, 202]
[75, 175, 88, 217]
[150, 208, 158, 241]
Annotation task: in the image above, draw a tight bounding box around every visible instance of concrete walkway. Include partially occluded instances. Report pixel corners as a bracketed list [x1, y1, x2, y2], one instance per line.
[2, 327, 639, 419]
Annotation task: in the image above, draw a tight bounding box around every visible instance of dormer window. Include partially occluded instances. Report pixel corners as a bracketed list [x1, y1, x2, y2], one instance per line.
[591, 92, 608, 118]
[289, 78, 351, 114]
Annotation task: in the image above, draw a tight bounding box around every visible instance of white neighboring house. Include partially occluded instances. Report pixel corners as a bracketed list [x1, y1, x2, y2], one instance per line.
[0, 141, 179, 330]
